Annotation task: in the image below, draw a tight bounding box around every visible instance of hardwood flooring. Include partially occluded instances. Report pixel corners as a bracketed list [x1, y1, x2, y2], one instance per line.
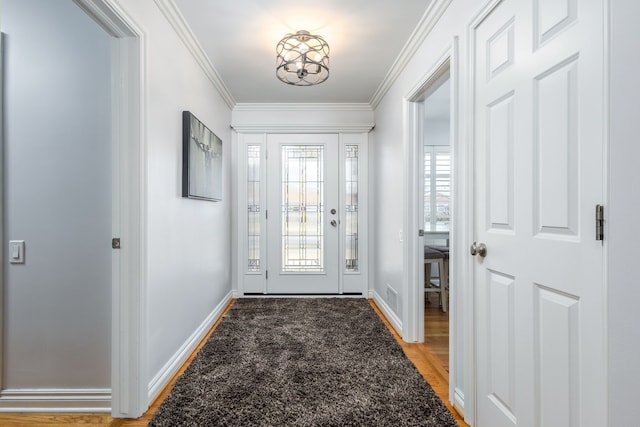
[0, 298, 467, 427]
[371, 300, 468, 427]
[424, 296, 450, 373]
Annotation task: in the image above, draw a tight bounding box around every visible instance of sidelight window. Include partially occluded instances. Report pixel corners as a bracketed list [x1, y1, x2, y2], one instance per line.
[345, 144, 359, 272]
[247, 145, 261, 272]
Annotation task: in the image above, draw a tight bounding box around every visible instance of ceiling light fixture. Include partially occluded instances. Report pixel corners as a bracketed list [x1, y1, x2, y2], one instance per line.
[276, 30, 329, 86]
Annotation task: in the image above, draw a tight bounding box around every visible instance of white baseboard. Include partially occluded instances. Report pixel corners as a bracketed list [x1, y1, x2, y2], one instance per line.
[453, 387, 465, 414]
[147, 291, 233, 403]
[240, 294, 365, 299]
[0, 388, 111, 412]
[371, 289, 403, 335]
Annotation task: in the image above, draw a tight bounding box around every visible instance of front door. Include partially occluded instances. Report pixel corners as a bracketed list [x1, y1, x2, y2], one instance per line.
[471, 0, 605, 426]
[266, 134, 340, 294]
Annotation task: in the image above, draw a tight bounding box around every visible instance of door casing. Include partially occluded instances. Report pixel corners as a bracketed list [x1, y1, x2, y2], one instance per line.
[403, 38, 467, 416]
[74, 0, 147, 418]
[235, 128, 371, 298]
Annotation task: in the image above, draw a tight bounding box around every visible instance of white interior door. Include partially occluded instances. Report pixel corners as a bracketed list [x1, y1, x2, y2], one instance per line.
[266, 134, 340, 294]
[471, 0, 605, 426]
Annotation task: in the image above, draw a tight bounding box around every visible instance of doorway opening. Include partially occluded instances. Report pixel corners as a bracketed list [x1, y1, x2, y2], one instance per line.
[403, 39, 463, 415]
[75, 0, 147, 418]
[421, 77, 451, 375]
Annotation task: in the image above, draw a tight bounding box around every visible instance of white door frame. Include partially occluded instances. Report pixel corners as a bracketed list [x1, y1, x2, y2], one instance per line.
[402, 50, 450, 343]
[402, 38, 469, 416]
[234, 124, 372, 298]
[74, 0, 147, 418]
[0, 36, 4, 391]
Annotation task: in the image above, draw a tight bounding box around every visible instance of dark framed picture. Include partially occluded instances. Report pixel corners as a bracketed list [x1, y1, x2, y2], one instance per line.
[182, 111, 222, 201]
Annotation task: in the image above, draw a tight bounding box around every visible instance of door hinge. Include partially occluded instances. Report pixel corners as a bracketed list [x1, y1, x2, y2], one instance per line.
[112, 238, 121, 249]
[266, 270, 268, 279]
[596, 204, 604, 241]
[266, 209, 268, 219]
[418, 229, 425, 237]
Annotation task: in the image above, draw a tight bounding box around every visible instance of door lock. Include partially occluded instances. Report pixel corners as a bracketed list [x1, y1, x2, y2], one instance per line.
[330, 219, 337, 227]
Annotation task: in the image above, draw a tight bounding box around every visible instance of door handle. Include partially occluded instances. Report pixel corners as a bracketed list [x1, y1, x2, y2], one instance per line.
[470, 242, 487, 257]
[330, 219, 337, 227]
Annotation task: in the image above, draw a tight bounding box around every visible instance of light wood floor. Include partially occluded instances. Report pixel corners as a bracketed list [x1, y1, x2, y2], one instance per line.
[372, 300, 468, 427]
[0, 298, 467, 427]
[424, 295, 450, 374]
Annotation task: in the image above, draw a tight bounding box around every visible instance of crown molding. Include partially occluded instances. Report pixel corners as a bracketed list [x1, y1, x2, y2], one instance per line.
[230, 123, 375, 133]
[153, 0, 236, 109]
[369, 0, 453, 109]
[233, 103, 373, 112]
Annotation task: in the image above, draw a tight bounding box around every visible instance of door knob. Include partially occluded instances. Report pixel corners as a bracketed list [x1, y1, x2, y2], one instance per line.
[330, 219, 337, 227]
[470, 242, 487, 257]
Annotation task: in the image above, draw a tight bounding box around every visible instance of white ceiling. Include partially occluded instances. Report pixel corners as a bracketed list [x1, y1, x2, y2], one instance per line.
[173, 0, 434, 104]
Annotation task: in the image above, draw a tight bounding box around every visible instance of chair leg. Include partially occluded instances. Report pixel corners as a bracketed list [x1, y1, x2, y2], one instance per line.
[425, 262, 433, 304]
[436, 259, 445, 312]
[441, 258, 449, 313]
[425, 262, 432, 288]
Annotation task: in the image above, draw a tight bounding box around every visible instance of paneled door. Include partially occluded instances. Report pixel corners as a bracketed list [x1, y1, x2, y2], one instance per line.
[471, 0, 605, 426]
[266, 134, 340, 294]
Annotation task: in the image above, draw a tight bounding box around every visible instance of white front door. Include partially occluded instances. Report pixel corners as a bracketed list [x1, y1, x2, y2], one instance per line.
[266, 134, 340, 294]
[471, 0, 605, 426]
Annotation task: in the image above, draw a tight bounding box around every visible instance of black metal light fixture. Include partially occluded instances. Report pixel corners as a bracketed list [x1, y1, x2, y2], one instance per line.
[276, 30, 329, 86]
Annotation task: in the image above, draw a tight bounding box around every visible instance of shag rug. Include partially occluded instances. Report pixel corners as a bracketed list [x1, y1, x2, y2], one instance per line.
[149, 298, 458, 426]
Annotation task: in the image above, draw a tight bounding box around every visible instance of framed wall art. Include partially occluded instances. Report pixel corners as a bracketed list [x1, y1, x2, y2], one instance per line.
[182, 111, 222, 201]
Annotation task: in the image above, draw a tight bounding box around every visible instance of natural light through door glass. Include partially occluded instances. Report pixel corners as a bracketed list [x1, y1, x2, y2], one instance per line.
[345, 144, 358, 272]
[281, 145, 324, 272]
[247, 145, 261, 272]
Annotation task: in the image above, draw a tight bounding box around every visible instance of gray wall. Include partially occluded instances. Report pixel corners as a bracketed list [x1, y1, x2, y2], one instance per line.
[2, 0, 235, 407]
[2, 0, 111, 389]
[424, 78, 450, 147]
[423, 119, 450, 147]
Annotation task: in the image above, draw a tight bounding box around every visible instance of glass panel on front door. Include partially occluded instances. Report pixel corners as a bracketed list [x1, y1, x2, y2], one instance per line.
[247, 144, 261, 272]
[281, 145, 325, 273]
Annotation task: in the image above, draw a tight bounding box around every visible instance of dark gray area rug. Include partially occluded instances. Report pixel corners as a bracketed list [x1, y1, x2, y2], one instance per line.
[149, 298, 458, 426]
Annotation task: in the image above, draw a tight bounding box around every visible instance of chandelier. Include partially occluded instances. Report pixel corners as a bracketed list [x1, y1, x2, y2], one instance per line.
[276, 30, 329, 86]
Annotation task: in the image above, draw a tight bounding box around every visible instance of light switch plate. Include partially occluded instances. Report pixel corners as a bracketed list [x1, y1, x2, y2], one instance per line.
[9, 240, 25, 264]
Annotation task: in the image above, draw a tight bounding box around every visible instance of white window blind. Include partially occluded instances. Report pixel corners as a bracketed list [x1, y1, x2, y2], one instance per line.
[424, 146, 450, 232]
